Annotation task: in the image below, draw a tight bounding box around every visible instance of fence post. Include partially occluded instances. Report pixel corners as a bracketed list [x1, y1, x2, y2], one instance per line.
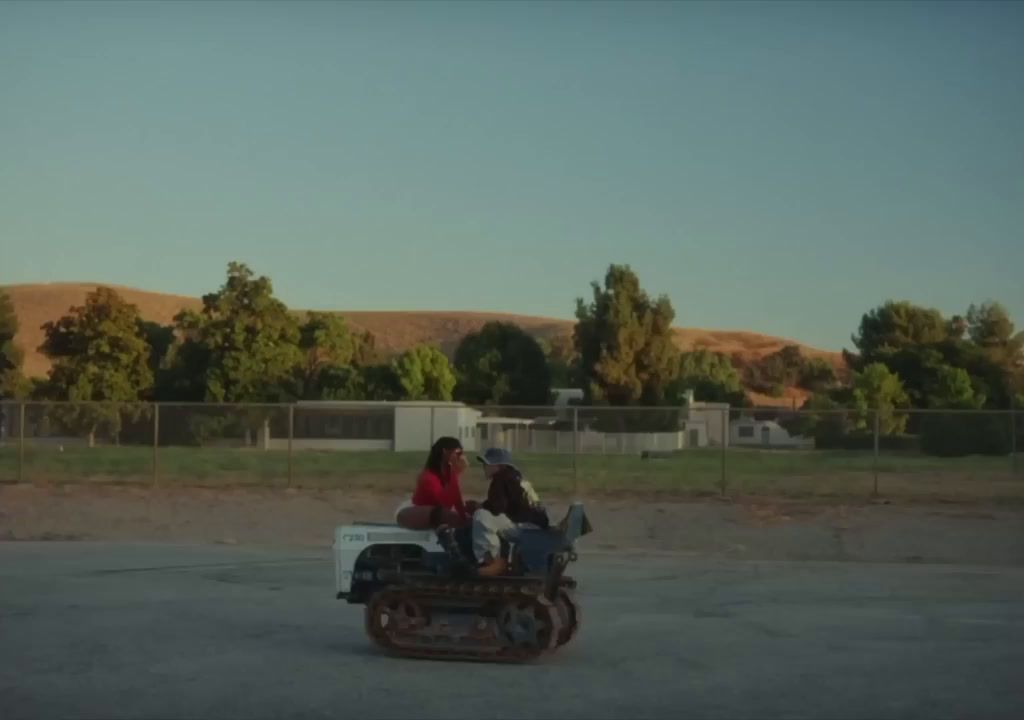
[18, 402, 25, 484]
[1011, 412, 1017, 476]
[719, 408, 727, 497]
[572, 407, 579, 495]
[429, 406, 436, 446]
[287, 404, 294, 488]
[1011, 396, 1017, 475]
[872, 409, 880, 497]
[152, 403, 160, 487]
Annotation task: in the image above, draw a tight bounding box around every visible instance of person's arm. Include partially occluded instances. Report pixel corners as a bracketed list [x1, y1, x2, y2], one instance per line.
[448, 475, 471, 521]
[493, 513, 519, 539]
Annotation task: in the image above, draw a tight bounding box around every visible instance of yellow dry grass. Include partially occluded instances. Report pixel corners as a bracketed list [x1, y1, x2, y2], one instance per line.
[3, 283, 843, 397]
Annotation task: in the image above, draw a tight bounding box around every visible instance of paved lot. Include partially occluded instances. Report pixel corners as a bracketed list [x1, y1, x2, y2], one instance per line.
[2, 542, 1023, 719]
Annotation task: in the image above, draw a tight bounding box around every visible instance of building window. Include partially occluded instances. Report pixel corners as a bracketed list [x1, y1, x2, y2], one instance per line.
[738, 425, 755, 439]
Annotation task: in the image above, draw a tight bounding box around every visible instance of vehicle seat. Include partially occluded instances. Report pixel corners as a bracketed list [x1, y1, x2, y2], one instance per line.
[510, 527, 570, 574]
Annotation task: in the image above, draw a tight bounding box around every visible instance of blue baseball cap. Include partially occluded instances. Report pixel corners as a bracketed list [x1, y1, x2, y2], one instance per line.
[476, 447, 517, 470]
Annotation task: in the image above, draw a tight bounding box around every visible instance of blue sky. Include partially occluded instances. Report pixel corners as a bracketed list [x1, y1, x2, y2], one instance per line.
[1, 1, 1021, 351]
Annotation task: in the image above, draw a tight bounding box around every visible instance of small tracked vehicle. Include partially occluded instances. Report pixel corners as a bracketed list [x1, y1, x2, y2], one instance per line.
[333, 503, 591, 662]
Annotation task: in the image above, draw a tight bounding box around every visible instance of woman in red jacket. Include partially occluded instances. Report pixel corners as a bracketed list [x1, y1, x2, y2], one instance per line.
[395, 437, 474, 530]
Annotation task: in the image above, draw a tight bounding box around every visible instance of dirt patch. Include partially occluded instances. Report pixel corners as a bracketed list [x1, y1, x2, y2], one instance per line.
[2, 484, 1022, 566]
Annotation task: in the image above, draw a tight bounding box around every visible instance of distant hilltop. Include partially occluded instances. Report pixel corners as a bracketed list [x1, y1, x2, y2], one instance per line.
[2, 283, 842, 407]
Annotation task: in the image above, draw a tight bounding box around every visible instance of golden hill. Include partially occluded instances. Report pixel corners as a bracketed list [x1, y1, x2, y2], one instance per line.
[2, 283, 842, 405]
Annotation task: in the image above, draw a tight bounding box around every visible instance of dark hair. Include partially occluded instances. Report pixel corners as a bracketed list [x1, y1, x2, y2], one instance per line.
[484, 467, 549, 529]
[425, 436, 463, 477]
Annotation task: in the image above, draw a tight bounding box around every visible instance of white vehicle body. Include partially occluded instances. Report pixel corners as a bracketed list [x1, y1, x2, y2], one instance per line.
[332, 523, 441, 597]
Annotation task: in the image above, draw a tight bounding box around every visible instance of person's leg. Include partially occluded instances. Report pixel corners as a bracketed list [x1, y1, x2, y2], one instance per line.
[395, 504, 435, 530]
[396, 504, 464, 530]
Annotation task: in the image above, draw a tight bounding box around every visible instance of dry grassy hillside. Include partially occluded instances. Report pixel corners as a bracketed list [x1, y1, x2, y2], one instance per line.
[3, 284, 843, 403]
[6, 284, 203, 378]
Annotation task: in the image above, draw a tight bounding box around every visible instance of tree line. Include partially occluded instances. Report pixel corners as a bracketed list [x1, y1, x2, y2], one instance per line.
[783, 300, 1024, 455]
[0, 261, 1021, 451]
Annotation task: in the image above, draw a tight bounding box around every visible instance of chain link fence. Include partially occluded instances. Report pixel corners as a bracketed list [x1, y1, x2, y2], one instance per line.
[0, 401, 1020, 500]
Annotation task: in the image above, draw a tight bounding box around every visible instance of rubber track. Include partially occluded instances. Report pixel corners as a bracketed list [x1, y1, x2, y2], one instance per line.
[555, 587, 581, 647]
[365, 580, 579, 663]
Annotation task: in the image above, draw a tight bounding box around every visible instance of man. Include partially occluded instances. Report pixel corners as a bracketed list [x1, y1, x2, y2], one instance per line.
[471, 448, 549, 576]
[475, 447, 542, 510]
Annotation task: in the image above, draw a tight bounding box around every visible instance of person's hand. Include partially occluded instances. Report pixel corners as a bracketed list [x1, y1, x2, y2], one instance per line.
[442, 508, 463, 527]
[449, 451, 469, 475]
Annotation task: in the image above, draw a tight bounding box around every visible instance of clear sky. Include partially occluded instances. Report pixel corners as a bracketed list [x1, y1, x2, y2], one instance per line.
[1, 1, 1021, 351]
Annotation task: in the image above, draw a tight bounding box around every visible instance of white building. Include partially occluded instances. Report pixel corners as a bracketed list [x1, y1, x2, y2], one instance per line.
[550, 388, 584, 406]
[265, 401, 482, 452]
[477, 416, 534, 449]
[679, 421, 708, 448]
[680, 390, 730, 447]
[730, 418, 812, 449]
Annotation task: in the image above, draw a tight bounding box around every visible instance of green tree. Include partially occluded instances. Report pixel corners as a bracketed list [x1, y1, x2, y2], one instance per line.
[0, 290, 26, 398]
[736, 345, 827, 398]
[967, 302, 1018, 349]
[361, 364, 404, 401]
[766, 345, 804, 385]
[926, 365, 984, 409]
[170, 262, 302, 402]
[573, 264, 679, 405]
[312, 364, 368, 400]
[350, 329, 381, 367]
[137, 320, 176, 400]
[454, 322, 552, 405]
[846, 300, 956, 408]
[965, 302, 1024, 406]
[540, 334, 576, 389]
[392, 345, 456, 401]
[840, 298, 1023, 416]
[779, 392, 853, 446]
[851, 362, 910, 435]
[849, 301, 951, 364]
[919, 363, 1009, 457]
[38, 287, 153, 446]
[799, 357, 838, 393]
[670, 349, 746, 406]
[295, 312, 357, 399]
[157, 332, 209, 401]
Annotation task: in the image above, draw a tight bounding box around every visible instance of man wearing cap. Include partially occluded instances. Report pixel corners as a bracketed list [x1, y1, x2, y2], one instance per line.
[476, 447, 541, 507]
[471, 447, 549, 576]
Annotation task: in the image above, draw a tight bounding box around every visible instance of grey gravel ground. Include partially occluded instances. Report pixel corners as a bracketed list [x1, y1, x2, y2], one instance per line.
[2, 541, 1023, 719]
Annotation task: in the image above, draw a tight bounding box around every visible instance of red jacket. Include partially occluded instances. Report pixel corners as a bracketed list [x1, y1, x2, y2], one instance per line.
[411, 467, 468, 523]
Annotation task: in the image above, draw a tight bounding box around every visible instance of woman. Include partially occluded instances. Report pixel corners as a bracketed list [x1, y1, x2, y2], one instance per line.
[395, 437, 473, 530]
